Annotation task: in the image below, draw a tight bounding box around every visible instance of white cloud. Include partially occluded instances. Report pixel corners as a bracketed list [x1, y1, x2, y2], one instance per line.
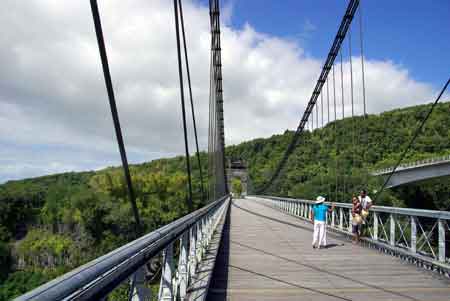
[0, 0, 440, 182]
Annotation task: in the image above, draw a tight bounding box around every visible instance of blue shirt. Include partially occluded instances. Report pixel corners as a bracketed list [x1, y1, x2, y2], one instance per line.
[313, 204, 329, 222]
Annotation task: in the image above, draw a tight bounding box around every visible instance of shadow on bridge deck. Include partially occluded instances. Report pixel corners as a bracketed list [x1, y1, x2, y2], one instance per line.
[207, 199, 450, 301]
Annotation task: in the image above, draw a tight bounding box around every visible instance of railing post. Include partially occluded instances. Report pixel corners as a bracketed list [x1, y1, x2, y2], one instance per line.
[410, 216, 416, 253]
[158, 243, 174, 300]
[188, 225, 197, 279]
[178, 232, 188, 299]
[331, 208, 335, 228]
[390, 214, 395, 246]
[348, 209, 352, 232]
[339, 208, 344, 230]
[130, 267, 151, 301]
[205, 214, 211, 246]
[202, 217, 209, 254]
[373, 212, 378, 241]
[438, 219, 446, 262]
[309, 205, 313, 220]
[196, 220, 203, 263]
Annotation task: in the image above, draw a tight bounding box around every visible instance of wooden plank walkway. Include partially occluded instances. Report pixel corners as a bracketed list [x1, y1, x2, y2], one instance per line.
[207, 198, 450, 301]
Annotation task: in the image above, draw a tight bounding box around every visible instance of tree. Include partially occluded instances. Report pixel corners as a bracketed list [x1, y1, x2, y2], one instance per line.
[231, 178, 243, 197]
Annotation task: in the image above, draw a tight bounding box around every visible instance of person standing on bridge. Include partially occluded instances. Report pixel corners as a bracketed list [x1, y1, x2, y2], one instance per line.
[359, 189, 373, 211]
[351, 196, 363, 243]
[358, 189, 373, 236]
[311, 196, 334, 249]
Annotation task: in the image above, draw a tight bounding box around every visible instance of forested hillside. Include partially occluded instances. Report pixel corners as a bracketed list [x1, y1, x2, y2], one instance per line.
[227, 101, 450, 210]
[1, 102, 450, 299]
[0, 156, 207, 300]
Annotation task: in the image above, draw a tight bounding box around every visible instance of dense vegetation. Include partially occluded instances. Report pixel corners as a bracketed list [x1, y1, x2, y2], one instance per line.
[1, 102, 449, 299]
[226, 101, 450, 210]
[0, 156, 207, 300]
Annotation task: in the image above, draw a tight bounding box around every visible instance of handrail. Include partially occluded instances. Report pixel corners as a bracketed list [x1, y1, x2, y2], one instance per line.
[372, 154, 450, 175]
[251, 195, 450, 277]
[259, 195, 450, 219]
[15, 195, 230, 301]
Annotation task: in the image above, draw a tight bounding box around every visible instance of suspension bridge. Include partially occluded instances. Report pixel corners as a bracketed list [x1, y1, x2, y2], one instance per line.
[15, 0, 450, 300]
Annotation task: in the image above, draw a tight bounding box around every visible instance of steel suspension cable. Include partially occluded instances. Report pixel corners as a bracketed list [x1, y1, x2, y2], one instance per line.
[178, 0, 206, 203]
[320, 90, 324, 188]
[340, 50, 345, 199]
[349, 27, 355, 172]
[327, 77, 331, 198]
[333, 64, 338, 202]
[316, 97, 319, 129]
[374, 78, 450, 202]
[333, 65, 337, 122]
[340, 52, 345, 120]
[321, 89, 324, 127]
[173, 0, 193, 211]
[208, 51, 215, 201]
[256, 0, 359, 193]
[359, 4, 367, 120]
[209, 0, 228, 196]
[327, 77, 330, 124]
[359, 3, 368, 186]
[90, 0, 141, 234]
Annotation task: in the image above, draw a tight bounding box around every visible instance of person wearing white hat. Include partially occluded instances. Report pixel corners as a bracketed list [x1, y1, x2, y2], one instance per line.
[311, 196, 335, 249]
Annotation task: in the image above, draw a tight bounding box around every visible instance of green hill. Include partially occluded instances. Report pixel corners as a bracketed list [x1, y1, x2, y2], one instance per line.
[227, 101, 450, 209]
[0, 156, 207, 300]
[1, 101, 450, 299]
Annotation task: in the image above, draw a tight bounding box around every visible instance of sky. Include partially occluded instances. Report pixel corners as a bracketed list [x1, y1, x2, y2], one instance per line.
[1, 0, 449, 183]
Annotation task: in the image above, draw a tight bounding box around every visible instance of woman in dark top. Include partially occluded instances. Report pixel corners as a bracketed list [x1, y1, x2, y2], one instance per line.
[351, 196, 362, 243]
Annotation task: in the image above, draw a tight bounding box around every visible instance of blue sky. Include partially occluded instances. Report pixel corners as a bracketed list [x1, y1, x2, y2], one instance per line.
[221, 0, 450, 87]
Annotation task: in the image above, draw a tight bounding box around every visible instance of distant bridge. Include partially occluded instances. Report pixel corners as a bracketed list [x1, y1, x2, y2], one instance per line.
[371, 155, 450, 188]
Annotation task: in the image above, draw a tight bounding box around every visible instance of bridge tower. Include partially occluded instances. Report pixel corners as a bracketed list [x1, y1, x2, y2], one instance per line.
[226, 159, 248, 196]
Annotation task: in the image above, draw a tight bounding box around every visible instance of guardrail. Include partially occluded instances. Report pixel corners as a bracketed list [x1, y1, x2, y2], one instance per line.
[15, 195, 230, 301]
[251, 195, 450, 277]
[372, 154, 450, 175]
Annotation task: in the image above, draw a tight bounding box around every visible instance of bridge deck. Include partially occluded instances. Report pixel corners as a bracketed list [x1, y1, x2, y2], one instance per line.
[207, 199, 450, 301]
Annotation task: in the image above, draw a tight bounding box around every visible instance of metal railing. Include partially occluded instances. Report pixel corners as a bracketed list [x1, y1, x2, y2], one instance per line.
[15, 195, 230, 301]
[372, 154, 450, 175]
[251, 195, 450, 276]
